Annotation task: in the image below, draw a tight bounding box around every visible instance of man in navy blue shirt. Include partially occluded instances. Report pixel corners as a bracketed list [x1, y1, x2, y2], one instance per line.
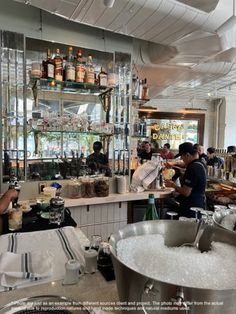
[165, 142, 207, 218]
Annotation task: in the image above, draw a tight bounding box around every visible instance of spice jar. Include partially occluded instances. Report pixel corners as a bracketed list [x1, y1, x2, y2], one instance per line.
[95, 176, 109, 197]
[81, 177, 96, 198]
[68, 180, 82, 199]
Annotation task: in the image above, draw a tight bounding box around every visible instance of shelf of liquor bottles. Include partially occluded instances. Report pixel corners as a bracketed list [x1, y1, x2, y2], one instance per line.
[29, 129, 113, 137]
[29, 78, 113, 96]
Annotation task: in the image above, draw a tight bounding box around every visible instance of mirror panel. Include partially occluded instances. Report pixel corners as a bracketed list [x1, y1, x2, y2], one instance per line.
[0, 31, 25, 182]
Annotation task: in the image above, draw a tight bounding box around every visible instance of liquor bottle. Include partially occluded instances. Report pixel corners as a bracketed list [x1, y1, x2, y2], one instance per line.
[85, 55, 95, 84]
[142, 78, 149, 100]
[62, 56, 67, 81]
[46, 49, 54, 79]
[143, 194, 159, 220]
[138, 79, 143, 99]
[75, 49, 85, 83]
[66, 47, 75, 82]
[98, 67, 108, 87]
[54, 48, 63, 81]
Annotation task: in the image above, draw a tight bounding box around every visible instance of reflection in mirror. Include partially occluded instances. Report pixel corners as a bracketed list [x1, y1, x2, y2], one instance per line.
[24, 37, 115, 181]
[26, 92, 108, 181]
[1, 31, 25, 182]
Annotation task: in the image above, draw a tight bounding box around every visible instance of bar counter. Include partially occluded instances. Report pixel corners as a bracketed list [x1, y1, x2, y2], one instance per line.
[64, 188, 174, 207]
[1, 272, 120, 313]
[64, 188, 173, 240]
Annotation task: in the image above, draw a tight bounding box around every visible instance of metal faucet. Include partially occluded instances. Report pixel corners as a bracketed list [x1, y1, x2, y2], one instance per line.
[171, 287, 189, 313]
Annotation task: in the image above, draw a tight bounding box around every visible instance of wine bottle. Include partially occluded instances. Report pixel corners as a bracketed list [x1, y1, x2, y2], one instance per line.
[85, 55, 95, 84]
[75, 49, 85, 83]
[54, 48, 63, 81]
[66, 47, 75, 82]
[46, 49, 54, 79]
[143, 194, 159, 220]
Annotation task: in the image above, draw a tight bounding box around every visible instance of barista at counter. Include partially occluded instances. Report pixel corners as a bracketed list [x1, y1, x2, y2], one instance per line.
[0, 189, 19, 215]
[86, 141, 109, 174]
[165, 142, 206, 218]
[138, 141, 153, 162]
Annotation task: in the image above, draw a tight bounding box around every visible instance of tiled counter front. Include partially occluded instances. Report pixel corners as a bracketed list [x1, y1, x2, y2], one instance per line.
[69, 202, 127, 240]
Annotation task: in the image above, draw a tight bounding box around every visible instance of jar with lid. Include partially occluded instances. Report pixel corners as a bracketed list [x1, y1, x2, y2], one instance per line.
[81, 177, 96, 198]
[31, 62, 42, 79]
[94, 176, 109, 197]
[97, 242, 112, 270]
[68, 179, 82, 199]
[49, 196, 65, 225]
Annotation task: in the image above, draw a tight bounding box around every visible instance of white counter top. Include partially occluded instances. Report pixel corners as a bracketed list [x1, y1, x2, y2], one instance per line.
[0, 273, 120, 313]
[64, 188, 173, 208]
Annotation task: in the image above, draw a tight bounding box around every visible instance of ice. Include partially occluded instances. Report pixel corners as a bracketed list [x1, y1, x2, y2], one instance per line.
[117, 234, 236, 290]
[221, 214, 236, 231]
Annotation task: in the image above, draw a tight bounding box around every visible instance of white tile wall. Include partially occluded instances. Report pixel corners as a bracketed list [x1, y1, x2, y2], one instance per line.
[69, 202, 128, 240]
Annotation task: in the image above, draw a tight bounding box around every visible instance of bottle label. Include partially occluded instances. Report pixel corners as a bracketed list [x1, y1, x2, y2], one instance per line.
[47, 64, 54, 78]
[148, 198, 155, 204]
[86, 70, 95, 84]
[55, 60, 63, 81]
[66, 66, 75, 81]
[76, 65, 85, 82]
[99, 74, 107, 87]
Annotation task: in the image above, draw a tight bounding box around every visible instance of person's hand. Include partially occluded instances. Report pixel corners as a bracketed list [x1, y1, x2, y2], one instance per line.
[6, 189, 19, 200]
[165, 179, 175, 188]
[165, 161, 176, 168]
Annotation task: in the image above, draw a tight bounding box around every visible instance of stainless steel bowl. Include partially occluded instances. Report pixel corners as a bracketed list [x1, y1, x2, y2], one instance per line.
[0, 295, 90, 314]
[110, 220, 236, 314]
[213, 211, 236, 232]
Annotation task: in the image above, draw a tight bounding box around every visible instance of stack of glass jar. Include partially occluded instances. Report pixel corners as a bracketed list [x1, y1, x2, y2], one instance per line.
[67, 175, 109, 198]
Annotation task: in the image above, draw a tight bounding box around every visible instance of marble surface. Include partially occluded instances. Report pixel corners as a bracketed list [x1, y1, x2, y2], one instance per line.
[64, 189, 174, 208]
[0, 272, 120, 313]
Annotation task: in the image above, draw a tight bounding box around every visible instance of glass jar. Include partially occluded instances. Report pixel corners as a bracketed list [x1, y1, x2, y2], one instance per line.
[81, 177, 96, 198]
[68, 180, 82, 199]
[95, 176, 109, 197]
[97, 242, 112, 270]
[31, 62, 42, 78]
[49, 196, 65, 225]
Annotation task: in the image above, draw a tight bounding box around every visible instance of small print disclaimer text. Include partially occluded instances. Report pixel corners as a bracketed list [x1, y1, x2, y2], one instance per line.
[10, 300, 224, 312]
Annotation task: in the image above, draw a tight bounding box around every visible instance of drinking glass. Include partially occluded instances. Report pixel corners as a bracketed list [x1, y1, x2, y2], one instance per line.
[8, 209, 23, 231]
[90, 235, 102, 251]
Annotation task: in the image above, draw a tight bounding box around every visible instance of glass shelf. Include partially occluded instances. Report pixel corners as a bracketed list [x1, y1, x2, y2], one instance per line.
[29, 129, 113, 136]
[132, 97, 150, 103]
[29, 78, 113, 96]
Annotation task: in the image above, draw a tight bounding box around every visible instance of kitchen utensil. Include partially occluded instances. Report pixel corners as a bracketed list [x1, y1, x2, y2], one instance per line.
[180, 219, 205, 249]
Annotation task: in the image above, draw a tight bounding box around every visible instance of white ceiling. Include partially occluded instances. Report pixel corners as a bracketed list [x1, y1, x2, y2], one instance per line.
[14, 0, 236, 101]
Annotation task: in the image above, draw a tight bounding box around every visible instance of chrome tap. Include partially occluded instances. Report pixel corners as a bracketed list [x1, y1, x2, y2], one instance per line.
[171, 287, 189, 313]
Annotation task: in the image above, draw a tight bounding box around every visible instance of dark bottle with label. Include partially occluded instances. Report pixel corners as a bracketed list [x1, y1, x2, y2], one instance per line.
[54, 48, 63, 81]
[143, 194, 159, 220]
[45, 49, 55, 79]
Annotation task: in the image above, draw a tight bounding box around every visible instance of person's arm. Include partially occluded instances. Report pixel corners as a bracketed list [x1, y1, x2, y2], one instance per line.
[165, 160, 185, 168]
[0, 189, 19, 214]
[165, 180, 192, 197]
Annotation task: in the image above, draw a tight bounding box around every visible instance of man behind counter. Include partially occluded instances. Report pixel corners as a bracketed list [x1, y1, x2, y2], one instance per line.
[165, 142, 207, 218]
[86, 141, 109, 174]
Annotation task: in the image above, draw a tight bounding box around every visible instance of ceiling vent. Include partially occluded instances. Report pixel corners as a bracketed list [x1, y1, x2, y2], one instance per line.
[215, 0, 236, 62]
[133, 39, 178, 66]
